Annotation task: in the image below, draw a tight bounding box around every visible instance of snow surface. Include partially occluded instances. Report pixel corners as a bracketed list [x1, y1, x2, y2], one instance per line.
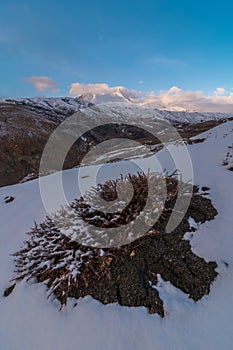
[0, 121, 233, 349]
[81, 101, 232, 125]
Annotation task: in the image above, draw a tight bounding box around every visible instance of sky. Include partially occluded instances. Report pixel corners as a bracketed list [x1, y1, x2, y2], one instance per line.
[1, 0, 233, 111]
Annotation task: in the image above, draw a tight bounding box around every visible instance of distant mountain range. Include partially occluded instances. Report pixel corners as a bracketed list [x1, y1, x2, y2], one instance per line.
[0, 97, 92, 122]
[0, 97, 231, 125]
[0, 96, 232, 187]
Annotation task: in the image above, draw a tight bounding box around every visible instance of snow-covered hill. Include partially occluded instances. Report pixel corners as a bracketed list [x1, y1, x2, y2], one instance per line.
[1, 97, 231, 125]
[81, 101, 232, 125]
[0, 97, 92, 122]
[0, 120, 233, 349]
[0, 97, 232, 188]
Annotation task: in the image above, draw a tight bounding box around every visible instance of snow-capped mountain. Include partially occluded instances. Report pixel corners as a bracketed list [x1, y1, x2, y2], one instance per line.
[69, 82, 147, 104]
[2, 97, 231, 188]
[69, 84, 233, 113]
[0, 97, 92, 122]
[81, 102, 232, 125]
[1, 97, 231, 125]
[75, 87, 175, 110]
[77, 86, 142, 104]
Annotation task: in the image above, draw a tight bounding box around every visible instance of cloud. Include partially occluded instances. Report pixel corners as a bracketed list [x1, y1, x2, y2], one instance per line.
[69, 82, 144, 99]
[144, 55, 183, 66]
[24, 76, 60, 93]
[69, 82, 233, 113]
[143, 86, 233, 113]
[214, 87, 226, 96]
[70, 82, 111, 95]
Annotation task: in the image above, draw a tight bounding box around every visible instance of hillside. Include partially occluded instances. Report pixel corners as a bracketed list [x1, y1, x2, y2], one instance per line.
[0, 98, 232, 187]
[0, 120, 233, 349]
[0, 103, 82, 186]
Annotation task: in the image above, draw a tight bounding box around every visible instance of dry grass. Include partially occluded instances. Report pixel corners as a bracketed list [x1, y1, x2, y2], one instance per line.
[5, 172, 218, 315]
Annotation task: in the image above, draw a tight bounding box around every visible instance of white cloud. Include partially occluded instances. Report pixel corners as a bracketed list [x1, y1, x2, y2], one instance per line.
[70, 82, 111, 95]
[146, 86, 233, 112]
[69, 82, 233, 113]
[214, 87, 226, 96]
[69, 82, 144, 99]
[24, 76, 60, 93]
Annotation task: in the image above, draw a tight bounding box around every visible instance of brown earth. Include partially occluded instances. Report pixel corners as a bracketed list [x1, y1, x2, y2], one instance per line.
[0, 104, 79, 187]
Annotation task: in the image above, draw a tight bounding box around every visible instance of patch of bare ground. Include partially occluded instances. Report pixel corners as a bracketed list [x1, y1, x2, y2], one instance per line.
[5, 173, 218, 317]
[223, 144, 233, 171]
[179, 117, 233, 141]
[0, 104, 81, 187]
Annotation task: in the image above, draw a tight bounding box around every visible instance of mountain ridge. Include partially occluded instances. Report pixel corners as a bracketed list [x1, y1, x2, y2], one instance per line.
[1, 97, 232, 125]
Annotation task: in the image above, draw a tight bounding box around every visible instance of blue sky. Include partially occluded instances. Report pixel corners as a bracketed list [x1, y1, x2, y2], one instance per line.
[1, 0, 233, 98]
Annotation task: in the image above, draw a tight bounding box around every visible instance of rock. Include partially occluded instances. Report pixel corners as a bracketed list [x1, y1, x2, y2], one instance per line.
[201, 186, 210, 192]
[3, 283, 16, 297]
[4, 196, 15, 204]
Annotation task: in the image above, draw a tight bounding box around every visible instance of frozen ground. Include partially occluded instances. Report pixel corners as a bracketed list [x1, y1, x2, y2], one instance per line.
[0, 121, 233, 349]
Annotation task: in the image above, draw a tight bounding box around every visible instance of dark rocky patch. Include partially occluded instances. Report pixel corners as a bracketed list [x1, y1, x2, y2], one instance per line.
[4, 196, 15, 204]
[3, 283, 16, 297]
[223, 144, 233, 171]
[201, 186, 210, 192]
[6, 173, 218, 317]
